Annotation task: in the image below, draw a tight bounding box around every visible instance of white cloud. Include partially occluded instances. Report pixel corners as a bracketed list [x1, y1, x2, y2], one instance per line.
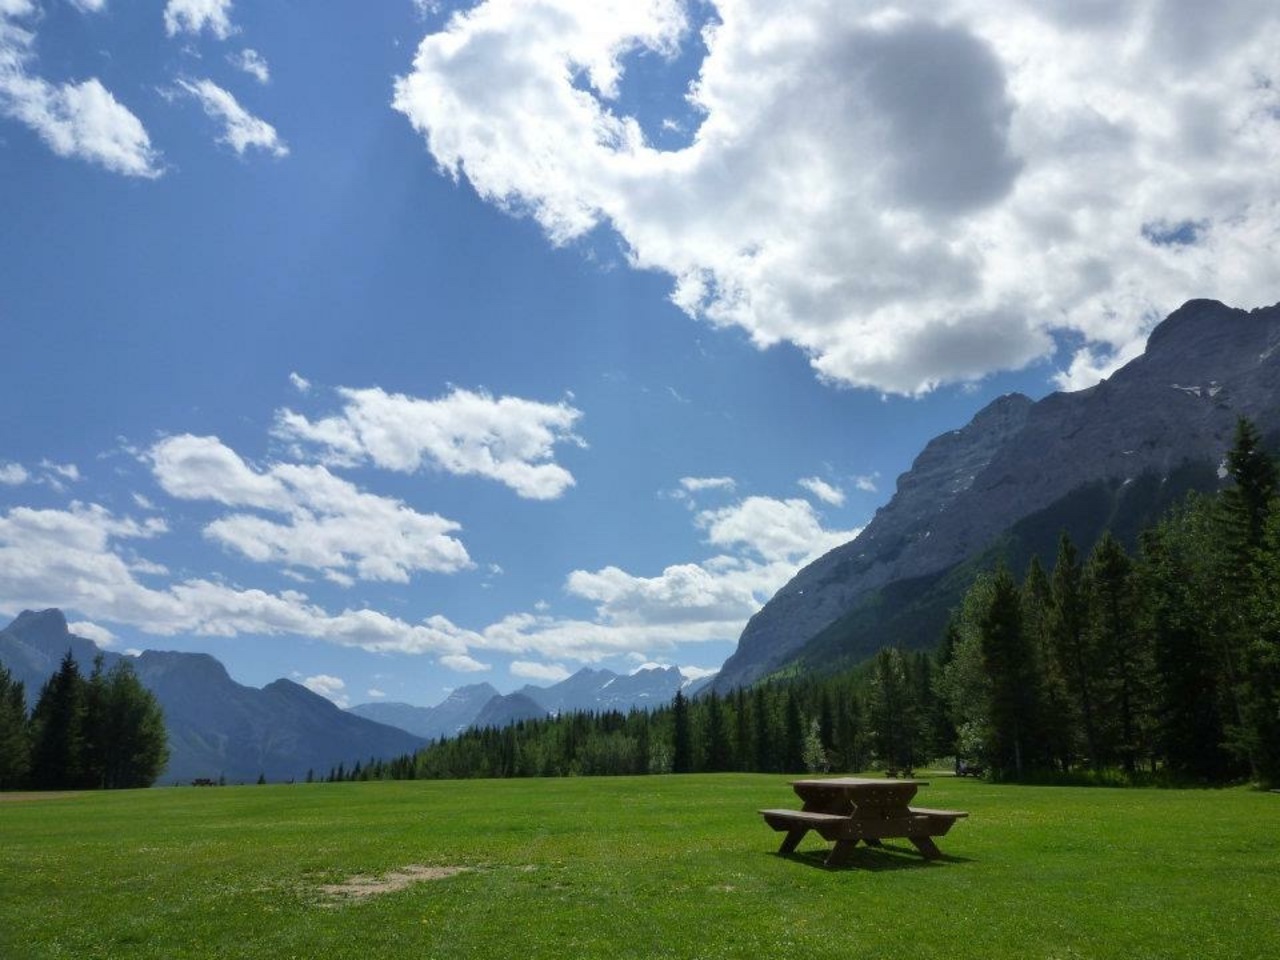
[69, 0, 106, 12]
[696, 496, 861, 563]
[177, 78, 287, 157]
[302, 673, 349, 708]
[367, 687, 386, 698]
[440, 653, 490, 673]
[68, 619, 116, 648]
[466, 494, 861, 665]
[0, 500, 482, 655]
[0, 463, 28, 486]
[164, 0, 235, 39]
[0, 6, 162, 177]
[853, 473, 879, 494]
[41, 461, 80, 481]
[510, 660, 570, 682]
[229, 48, 269, 84]
[679, 476, 735, 494]
[394, 0, 1280, 394]
[147, 434, 472, 583]
[288, 372, 311, 393]
[799, 477, 845, 507]
[275, 385, 584, 500]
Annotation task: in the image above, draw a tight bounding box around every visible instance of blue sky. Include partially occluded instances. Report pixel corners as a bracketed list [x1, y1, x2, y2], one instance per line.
[3, 0, 1278, 709]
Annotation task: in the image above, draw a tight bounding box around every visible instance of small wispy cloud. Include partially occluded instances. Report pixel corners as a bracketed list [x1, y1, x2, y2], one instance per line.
[177, 78, 288, 158]
[229, 48, 269, 84]
[302, 673, 349, 708]
[798, 476, 845, 506]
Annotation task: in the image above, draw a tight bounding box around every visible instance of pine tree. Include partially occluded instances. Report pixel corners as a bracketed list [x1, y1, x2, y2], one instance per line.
[1050, 533, 1100, 769]
[1218, 417, 1280, 784]
[671, 689, 692, 773]
[702, 691, 731, 772]
[867, 648, 916, 774]
[1085, 532, 1153, 775]
[979, 564, 1041, 779]
[28, 651, 89, 790]
[1139, 509, 1238, 781]
[0, 664, 30, 790]
[782, 690, 805, 773]
[95, 659, 169, 789]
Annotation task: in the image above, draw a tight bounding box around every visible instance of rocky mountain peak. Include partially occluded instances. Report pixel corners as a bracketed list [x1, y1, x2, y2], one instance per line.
[714, 298, 1280, 692]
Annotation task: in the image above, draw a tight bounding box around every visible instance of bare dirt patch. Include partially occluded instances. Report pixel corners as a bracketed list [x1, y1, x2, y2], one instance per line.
[317, 865, 469, 901]
[0, 791, 89, 803]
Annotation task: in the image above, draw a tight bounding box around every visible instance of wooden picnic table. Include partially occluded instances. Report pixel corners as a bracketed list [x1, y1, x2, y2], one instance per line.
[759, 777, 968, 867]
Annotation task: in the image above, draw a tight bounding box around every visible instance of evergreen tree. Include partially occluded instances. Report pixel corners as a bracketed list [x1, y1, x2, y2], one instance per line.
[782, 690, 806, 773]
[1139, 509, 1237, 781]
[0, 664, 30, 790]
[93, 659, 169, 789]
[671, 689, 692, 773]
[979, 564, 1042, 779]
[28, 651, 89, 790]
[867, 648, 916, 773]
[1050, 533, 1100, 768]
[1023, 557, 1073, 770]
[1243, 499, 1280, 787]
[702, 691, 732, 772]
[1217, 417, 1280, 783]
[1086, 533, 1154, 774]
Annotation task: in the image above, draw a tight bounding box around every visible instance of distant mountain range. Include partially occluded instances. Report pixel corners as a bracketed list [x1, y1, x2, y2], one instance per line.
[0, 609, 424, 784]
[714, 298, 1280, 690]
[348, 665, 715, 740]
[0, 609, 715, 782]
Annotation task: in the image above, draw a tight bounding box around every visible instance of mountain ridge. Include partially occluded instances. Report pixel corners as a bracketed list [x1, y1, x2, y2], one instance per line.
[714, 298, 1280, 691]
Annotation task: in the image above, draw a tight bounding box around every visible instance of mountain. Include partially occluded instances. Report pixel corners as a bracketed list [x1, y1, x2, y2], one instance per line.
[714, 298, 1280, 690]
[347, 683, 499, 740]
[470, 691, 548, 729]
[0, 610, 425, 783]
[348, 665, 706, 738]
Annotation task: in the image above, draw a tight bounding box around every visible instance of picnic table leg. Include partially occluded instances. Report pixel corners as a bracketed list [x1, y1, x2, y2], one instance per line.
[909, 836, 943, 860]
[825, 840, 856, 868]
[778, 828, 808, 855]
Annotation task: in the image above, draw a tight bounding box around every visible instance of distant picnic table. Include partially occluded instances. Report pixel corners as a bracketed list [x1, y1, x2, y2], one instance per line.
[759, 777, 968, 867]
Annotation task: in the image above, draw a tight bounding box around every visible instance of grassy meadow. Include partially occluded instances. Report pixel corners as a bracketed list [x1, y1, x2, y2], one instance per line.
[2, 773, 1277, 960]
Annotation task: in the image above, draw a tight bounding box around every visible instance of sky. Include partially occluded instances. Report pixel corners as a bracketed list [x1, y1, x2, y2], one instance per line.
[2, 0, 1279, 709]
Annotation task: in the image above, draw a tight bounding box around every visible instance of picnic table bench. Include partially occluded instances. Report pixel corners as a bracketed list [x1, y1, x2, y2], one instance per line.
[760, 777, 968, 867]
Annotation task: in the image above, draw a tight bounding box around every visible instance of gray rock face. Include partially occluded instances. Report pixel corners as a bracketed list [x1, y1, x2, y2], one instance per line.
[715, 299, 1280, 691]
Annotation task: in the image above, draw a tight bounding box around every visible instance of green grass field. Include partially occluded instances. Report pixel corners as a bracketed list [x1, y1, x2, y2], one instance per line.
[2, 774, 1277, 959]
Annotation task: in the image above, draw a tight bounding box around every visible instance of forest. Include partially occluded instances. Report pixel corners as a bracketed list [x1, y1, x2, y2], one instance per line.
[330, 419, 1279, 790]
[0, 652, 169, 790]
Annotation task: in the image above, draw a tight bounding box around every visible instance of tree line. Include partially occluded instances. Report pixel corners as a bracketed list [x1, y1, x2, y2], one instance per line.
[0, 652, 169, 790]
[319, 419, 1276, 790]
[939, 418, 1280, 787]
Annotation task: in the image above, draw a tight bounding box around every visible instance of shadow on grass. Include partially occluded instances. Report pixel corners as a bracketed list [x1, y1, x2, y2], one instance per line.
[777, 843, 975, 872]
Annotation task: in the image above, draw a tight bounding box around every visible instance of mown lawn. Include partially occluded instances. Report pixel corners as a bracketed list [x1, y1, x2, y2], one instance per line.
[1, 773, 1276, 959]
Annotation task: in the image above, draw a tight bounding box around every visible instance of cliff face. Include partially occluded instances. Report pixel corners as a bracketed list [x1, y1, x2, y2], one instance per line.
[715, 299, 1280, 690]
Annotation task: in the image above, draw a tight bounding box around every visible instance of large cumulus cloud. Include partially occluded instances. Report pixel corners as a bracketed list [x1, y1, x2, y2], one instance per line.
[394, 0, 1280, 393]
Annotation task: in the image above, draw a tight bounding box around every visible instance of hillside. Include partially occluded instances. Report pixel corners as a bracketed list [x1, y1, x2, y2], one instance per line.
[714, 298, 1280, 689]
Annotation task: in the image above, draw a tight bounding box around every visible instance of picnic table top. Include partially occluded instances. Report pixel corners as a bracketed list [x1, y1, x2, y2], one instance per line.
[790, 777, 929, 788]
